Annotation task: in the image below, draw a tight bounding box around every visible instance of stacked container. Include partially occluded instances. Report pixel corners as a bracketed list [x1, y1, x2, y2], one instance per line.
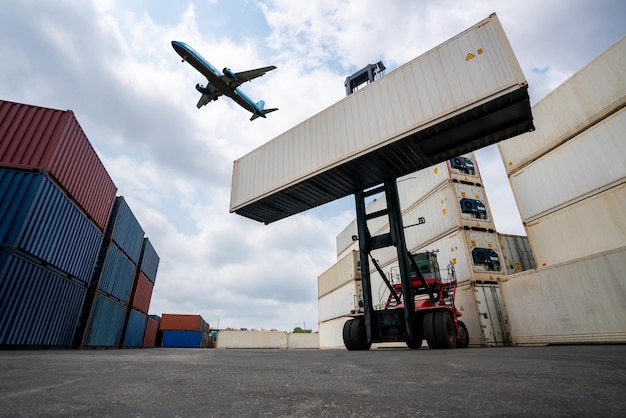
[159, 314, 211, 348]
[123, 238, 160, 348]
[73, 197, 145, 348]
[0, 100, 116, 347]
[497, 36, 626, 345]
[143, 315, 161, 348]
[322, 151, 533, 347]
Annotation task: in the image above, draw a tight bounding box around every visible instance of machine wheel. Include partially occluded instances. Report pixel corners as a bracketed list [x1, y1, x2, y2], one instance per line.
[343, 318, 370, 351]
[457, 320, 470, 348]
[423, 312, 438, 349]
[433, 311, 456, 349]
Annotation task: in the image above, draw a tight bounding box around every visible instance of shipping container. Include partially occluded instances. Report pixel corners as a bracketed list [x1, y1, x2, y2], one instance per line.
[0, 168, 103, 283]
[318, 280, 363, 323]
[231, 14, 532, 224]
[161, 330, 208, 348]
[448, 152, 482, 183]
[499, 246, 626, 345]
[454, 283, 484, 347]
[499, 36, 625, 175]
[143, 315, 160, 348]
[318, 250, 360, 298]
[122, 309, 147, 348]
[95, 242, 137, 303]
[83, 293, 126, 347]
[159, 314, 207, 331]
[139, 237, 160, 284]
[525, 183, 626, 268]
[318, 317, 350, 349]
[0, 100, 117, 230]
[509, 107, 625, 222]
[106, 197, 144, 264]
[0, 248, 87, 347]
[497, 233, 536, 274]
[130, 271, 153, 314]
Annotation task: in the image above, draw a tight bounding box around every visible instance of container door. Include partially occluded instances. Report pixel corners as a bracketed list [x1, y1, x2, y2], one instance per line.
[474, 284, 511, 346]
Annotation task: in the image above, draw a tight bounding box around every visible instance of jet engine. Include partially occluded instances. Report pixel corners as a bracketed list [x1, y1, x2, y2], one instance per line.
[223, 67, 237, 80]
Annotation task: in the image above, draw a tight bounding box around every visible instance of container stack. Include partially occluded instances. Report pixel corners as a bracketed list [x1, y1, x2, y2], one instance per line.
[320, 151, 534, 348]
[122, 238, 160, 348]
[496, 36, 626, 345]
[73, 197, 145, 348]
[159, 314, 211, 348]
[0, 100, 116, 348]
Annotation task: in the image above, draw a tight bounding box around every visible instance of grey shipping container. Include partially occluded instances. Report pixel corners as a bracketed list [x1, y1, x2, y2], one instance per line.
[230, 13, 533, 224]
[497, 233, 536, 274]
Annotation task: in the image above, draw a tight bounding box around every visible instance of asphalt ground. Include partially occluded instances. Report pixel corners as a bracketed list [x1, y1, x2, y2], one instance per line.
[1, 344, 625, 417]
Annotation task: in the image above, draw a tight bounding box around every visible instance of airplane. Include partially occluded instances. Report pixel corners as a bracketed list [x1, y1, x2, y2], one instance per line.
[171, 40, 278, 121]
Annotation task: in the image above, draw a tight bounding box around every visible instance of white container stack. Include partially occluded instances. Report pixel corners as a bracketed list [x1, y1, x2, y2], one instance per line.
[497, 36, 626, 345]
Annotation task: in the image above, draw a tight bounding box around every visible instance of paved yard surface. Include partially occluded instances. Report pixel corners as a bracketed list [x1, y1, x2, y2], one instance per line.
[1, 345, 625, 417]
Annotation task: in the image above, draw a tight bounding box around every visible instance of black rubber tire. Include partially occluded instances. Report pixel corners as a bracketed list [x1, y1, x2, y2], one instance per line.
[423, 312, 438, 349]
[457, 320, 470, 348]
[350, 317, 371, 350]
[343, 318, 370, 351]
[433, 311, 456, 349]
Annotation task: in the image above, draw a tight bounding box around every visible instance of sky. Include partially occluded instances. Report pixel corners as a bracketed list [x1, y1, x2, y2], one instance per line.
[1, 0, 624, 332]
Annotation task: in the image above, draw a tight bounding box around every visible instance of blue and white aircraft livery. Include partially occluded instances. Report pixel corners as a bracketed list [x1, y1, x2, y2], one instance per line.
[172, 41, 278, 121]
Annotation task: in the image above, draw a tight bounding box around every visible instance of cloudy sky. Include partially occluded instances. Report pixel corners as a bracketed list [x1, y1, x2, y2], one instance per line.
[1, 0, 623, 332]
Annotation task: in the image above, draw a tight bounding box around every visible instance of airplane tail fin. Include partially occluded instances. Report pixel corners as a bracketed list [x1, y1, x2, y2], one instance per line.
[250, 100, 278, 121]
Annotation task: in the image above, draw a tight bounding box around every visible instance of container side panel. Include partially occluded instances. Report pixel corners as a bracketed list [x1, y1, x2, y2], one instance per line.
[123, 309, 147, 348]
[0, 251, 86, 347]
[142, 317, 159, 348]
[159, 314, 203, 331]
[85, 293, 126, 347]
[131, 272, 153, 314]
[139, 237, 160, 283]
[161, 330, 203, 348]
[108, 197, 145, 264]
[318, 280, 361, 323]
[97, 243, 137, 303]
[318, 317, 350, 349]
[318, 250, 360, 298]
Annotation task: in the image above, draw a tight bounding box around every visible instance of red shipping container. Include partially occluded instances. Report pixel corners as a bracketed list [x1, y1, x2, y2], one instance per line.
[0, 99, 117, 231]
[143, 316, 159, 348]
[131, 271, 153, 314]
[159, 314, 205, 331]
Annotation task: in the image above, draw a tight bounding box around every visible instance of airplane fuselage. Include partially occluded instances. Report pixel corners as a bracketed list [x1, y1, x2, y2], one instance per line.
[171, 41, 266, 118]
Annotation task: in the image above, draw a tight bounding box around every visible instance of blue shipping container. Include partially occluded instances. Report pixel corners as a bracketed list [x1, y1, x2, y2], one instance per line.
[0, 169, 102, 283]
[123, 309, 147, 348]
[107, 197, 144, 264]
[96, 243, 137, 303]
[139, 237, 160, 284]
[0, 249, 87, 346]
[84, 293, 126, 347]
[162, 330, 205, 348]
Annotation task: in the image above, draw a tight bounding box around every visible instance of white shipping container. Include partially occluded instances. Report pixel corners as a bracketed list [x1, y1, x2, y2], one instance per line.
[510, 107, 626, 221]
[499, 246, 626, 345]
[318, 317, 350, 349]
[318, 280, 363, 323]
[499, 36, 625, 175]
[318, 250, 360, 298]
[526, 182, 626, 268]
[231, 14, 532, 224]
[498, 233, 536, 274]
[449, 152, 482, 183]
[473, 284, 511, 346]
[453, 283, 485, 347]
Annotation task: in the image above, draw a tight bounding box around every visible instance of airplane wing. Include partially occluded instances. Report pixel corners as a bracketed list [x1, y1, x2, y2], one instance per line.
[220, 66, 277, 88]
[196, 83, 222, 108]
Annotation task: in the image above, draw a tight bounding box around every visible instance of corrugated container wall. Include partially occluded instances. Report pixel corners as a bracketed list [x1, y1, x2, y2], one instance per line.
[122, 310, 147, 348]
[96, 243, 137, 303]
[498, 36, 625, 175]
[161, 330, 208, 348]
[143, 315, 160, 348]
[83, 293, 126, 347]
[0, 169, 103, 283]
[159, 314, 207, 332]
[107, 197, 145, 264]
[0, 249, 87, 347]
[130, 271, 153, 314]
[139, 237, 160, 284]
[0, 100, 117, 230]
[497, 233, 536, 274]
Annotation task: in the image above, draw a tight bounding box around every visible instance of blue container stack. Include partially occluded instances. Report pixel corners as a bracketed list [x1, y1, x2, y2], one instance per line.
[74, 197, 146, 348]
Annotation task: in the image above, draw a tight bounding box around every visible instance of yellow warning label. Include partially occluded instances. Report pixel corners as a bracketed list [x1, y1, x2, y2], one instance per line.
[442, 209, 447, 215]
[466, 53, 475, 61]
[461, 192, 466, 198]
[434, 167, 438, 174]
[477, 48, 484, 55]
